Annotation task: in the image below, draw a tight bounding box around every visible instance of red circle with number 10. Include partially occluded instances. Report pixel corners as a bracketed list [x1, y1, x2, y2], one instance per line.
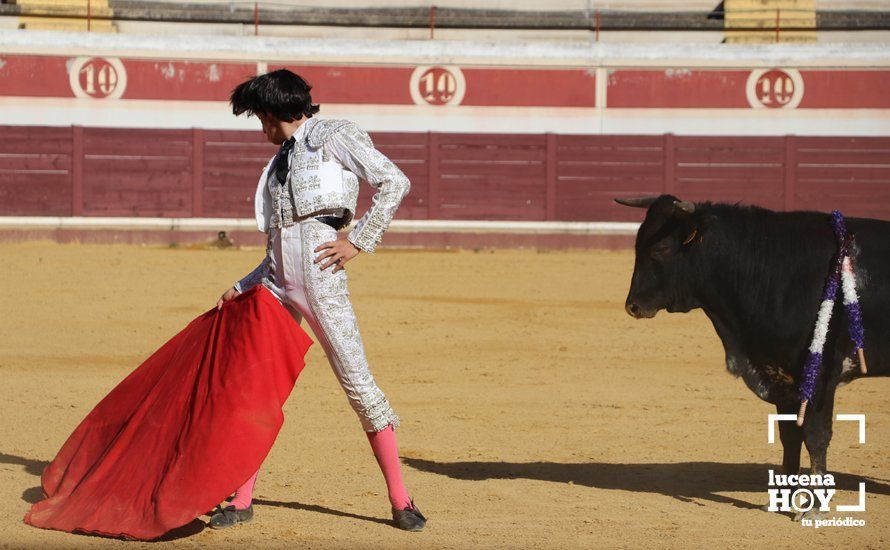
[754, 69, 797, 108]
[417, 67, 459, 105]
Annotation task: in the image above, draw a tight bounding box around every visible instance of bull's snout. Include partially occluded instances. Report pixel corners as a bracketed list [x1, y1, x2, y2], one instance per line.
[625, 301, 657, 319]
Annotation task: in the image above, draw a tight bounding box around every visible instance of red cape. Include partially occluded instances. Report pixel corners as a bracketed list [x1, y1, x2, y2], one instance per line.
[24, 285, 312, 540]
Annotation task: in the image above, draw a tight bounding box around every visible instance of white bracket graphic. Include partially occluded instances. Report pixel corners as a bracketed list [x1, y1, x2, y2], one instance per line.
[767, 414, 797, 443]
[836, 482, 867, 512]
[769, 413, 866, 444]
[836, 414, 866, 444]
[767, 413, 867, 513]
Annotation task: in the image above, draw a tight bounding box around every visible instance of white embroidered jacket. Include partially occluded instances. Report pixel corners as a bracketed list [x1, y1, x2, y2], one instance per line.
[253, 117, 409, 249]
[235, 118, 410, 292]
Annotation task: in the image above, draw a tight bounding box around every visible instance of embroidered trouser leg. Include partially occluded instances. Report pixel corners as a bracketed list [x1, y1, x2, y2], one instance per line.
[262, 219, 400, 432]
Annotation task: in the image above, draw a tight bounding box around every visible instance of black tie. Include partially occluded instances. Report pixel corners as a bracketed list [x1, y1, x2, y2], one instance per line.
[274, 137, 295, 185]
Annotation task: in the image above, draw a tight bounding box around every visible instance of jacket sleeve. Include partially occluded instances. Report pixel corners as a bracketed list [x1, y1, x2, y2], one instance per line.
[326, 123, 410, 253]
[233, 240, 272, 293]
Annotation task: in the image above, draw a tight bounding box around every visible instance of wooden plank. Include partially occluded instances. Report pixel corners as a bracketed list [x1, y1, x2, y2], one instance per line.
[0, 155, 71, 171]
[437, 147, 547, 162]
[428, 132, 440, 219]
[557, 163, 664, 178]
[0, 137, 75, 155]
[795, 136, 890, 150]
[794, 166, 890, 180]
[795, 150, 890, 165]
[674, 136, 786, 149]
[83, 148, 192, 161]
[557, 149, 664, 163]
[438, 204, 546, 221]
[203, 192, 255, 218]
[440, 180, 548, 194]
[71, 126, 83, 217]
[437, 133, 546, 146]
[558, 134, 664, 148]
[674, 165, 784, 180]
[664, 134, 675, 194]
[674, 148, 785, 164]
[192, 128, 204, 217]
[546, 133, 557, 221]
[439, 162, 546, 178]
[784, 135, 796, 211]
[556, 193, 662, 222]
[84, 157, 193, 173]
[204, 167, 269, 181]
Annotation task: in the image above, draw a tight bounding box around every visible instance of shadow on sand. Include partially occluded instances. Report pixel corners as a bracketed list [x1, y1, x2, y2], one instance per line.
[253, 498, 392, 526]
[3, 451, 388, 536]
[403, 457, 890, 509]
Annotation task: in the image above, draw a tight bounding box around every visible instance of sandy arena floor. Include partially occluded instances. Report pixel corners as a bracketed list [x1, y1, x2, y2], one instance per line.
[1, 241, 888, 549]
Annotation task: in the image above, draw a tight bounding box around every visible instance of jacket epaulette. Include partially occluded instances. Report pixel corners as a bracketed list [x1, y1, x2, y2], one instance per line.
[305, 118, 373, 150]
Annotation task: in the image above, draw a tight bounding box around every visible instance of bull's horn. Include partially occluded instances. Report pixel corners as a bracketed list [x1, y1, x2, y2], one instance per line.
[614, 196, 658, 208]
[673, 200, 695, 214]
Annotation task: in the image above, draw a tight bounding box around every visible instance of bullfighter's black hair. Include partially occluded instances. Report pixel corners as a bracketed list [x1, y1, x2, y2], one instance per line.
[230, 69, 320, 122]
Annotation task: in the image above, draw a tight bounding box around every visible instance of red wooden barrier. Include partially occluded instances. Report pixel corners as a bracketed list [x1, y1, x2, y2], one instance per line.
[554, 134, 665, 221]
[81, 127, 193, 217]
[0, 125, 73, 216]
[362, 132, 430, 220]
[1, 125, 889, 222]
[792, 137, 890, 220]
[201, 129, 271, 218]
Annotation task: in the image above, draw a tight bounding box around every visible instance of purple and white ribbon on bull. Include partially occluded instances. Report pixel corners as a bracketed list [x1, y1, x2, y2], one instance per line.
[797, 210, 868, 426]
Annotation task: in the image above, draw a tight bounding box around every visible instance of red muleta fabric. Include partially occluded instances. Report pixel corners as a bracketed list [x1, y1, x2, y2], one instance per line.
[24, 285, 312, 540]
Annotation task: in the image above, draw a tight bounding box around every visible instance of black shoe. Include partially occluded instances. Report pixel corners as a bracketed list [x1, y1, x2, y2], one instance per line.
[209, 504, 254, 529]
[392, 500, 426, 532]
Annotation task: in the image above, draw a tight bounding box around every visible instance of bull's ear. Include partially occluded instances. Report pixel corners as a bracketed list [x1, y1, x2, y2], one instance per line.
[614, 196, 658, 208]
[673, 200, 695, 214]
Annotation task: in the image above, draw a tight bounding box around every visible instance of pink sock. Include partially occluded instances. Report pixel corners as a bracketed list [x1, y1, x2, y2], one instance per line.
[229, 469, 258, 510]
[366, 424, 412, 510]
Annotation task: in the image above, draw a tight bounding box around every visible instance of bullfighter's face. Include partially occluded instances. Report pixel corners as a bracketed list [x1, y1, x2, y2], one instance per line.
[618, 195, 702, 319]
[257, 112, 301, 146]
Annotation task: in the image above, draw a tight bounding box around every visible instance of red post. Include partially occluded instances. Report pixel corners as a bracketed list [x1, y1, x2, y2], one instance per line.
[427, 132, 440, 219]
[784, 135, 797, 211]
[775, 8, 781, 43]
[545, 133, 557, 220]
[595, 9, 601, 43]
[254, 2, 259, 36]
[663, 133, 675, 194]
[87, 0, 92, 32]
[71, 126, 84, 216]
[192, 128, 204, 217]
[429, 5, 437, 40]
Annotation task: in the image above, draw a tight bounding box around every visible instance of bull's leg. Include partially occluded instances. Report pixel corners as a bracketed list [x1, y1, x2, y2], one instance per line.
[761, 403, 804, 516]
[777, 403, 803, 475]
[795, 386, 837, 522]
[802, 389, 835, 477]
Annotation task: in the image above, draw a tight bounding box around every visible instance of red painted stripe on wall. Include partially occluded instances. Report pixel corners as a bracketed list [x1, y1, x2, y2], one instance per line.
[0, 55, 73, 98]
[2, 56, 889, 111]
[461, 68, 596, 107]
[268, 64, 414, 105]
[607, 69, 750, 108]
[798, 70, 890, 108]
[121, 59, 256, 101]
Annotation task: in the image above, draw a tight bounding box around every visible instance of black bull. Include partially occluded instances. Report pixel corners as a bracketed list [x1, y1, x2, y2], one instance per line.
[617, 195, 889, 479]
